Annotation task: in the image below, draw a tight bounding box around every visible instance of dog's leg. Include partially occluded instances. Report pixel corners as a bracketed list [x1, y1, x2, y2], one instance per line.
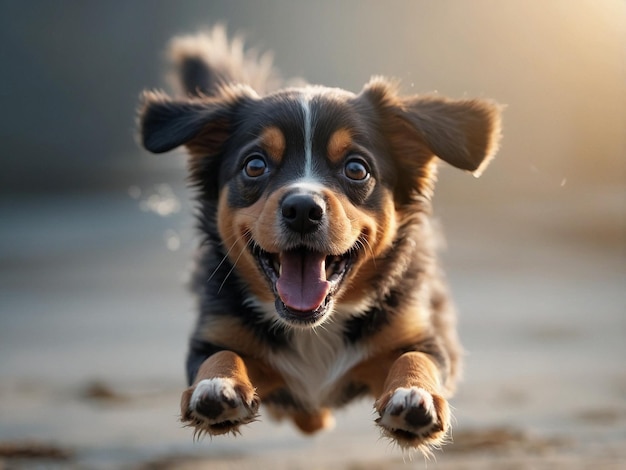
[180, 350, 264, 436]
[374, 352, 450, 451]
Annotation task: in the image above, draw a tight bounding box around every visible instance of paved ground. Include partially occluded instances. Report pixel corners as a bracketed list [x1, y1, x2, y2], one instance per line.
[1, 175, 624, 469]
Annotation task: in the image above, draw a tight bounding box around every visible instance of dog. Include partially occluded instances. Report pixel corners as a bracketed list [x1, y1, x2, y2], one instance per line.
[138, 26, 501, 454]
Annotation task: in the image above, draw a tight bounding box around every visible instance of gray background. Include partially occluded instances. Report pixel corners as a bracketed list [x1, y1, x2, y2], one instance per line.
[1, 1, 624, 468]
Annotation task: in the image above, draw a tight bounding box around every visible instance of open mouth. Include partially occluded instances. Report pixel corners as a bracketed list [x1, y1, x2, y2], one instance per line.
[251, 244, 356, 325]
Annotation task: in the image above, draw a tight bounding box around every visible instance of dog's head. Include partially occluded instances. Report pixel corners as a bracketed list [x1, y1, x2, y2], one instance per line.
[139, 79, 501, 328]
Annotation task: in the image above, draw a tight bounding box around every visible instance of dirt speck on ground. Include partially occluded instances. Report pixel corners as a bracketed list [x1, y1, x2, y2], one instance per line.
[0, 441, 74, 461]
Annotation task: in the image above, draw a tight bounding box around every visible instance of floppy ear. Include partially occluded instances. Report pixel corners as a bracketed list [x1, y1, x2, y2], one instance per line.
[359, 78, 502, 201]
[400, 94, 502, 177]
[138, 88, 254, 198]
[139, 90, 236, 154]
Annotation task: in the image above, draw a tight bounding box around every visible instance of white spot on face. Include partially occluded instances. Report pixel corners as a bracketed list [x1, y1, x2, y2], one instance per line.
[284, 179, 325, 194]
[299, 93, 314, 179]
[296, 86, 357, 182]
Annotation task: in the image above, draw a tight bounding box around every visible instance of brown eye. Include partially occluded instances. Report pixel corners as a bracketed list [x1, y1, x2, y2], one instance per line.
[344, 158, 370, 181]
[244, 155, 267, 178]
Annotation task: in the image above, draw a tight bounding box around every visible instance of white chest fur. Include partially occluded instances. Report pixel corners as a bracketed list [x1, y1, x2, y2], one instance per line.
[267, 320, 367, 409]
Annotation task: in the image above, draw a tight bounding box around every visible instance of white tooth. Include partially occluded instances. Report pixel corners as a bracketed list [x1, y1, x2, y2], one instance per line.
[279, 263, 282, 276]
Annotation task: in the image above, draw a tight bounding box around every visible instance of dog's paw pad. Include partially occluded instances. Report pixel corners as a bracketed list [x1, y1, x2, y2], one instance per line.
[184, 378, 259, 436]
[376, 387, 447, 449]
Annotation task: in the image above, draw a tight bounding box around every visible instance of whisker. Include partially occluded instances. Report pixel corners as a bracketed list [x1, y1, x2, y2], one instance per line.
[208, 230, 249, 283]
[359, 235, 377, 268]
[217, 236, 252, 294]
[312, 318, 330, 337]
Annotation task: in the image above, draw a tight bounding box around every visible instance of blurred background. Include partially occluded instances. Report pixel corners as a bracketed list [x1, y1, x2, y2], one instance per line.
[0, 1, 624, 468]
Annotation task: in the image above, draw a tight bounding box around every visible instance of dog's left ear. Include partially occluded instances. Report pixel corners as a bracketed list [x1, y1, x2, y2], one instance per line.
[359, 79, 502, 199]
[398, 94, 502, 177]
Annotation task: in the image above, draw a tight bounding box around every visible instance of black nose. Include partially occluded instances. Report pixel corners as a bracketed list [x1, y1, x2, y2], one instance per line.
[281, 192, 325, 234]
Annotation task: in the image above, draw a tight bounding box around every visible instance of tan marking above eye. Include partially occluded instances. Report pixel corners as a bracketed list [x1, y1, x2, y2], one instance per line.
[327, 128, 353, 163]
[260, 126, 286, 163]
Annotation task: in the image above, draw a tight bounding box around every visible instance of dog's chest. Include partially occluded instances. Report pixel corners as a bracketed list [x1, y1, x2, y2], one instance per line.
[267, 322, 366, 409]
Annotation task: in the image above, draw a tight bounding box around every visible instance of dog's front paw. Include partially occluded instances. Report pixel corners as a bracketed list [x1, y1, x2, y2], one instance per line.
[375, 387, 449, 451]
[181, 377, 260, 437]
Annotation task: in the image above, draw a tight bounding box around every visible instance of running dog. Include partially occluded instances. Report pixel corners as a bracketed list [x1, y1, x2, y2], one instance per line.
[138, 27, 501, 453]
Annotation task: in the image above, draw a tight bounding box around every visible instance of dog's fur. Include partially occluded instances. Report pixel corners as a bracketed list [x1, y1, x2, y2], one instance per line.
[138, 26, 501, 454]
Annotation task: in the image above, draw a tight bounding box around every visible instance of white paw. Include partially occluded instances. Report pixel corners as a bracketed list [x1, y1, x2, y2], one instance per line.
[377, 387, 440, 439]
[185, 378, 259, 435]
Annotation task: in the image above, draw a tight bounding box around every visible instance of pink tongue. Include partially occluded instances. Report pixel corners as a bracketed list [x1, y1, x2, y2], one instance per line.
[276, 250, 330, 312]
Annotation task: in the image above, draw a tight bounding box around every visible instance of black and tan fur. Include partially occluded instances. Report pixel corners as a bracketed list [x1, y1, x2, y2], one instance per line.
[138, 27, 502, 454]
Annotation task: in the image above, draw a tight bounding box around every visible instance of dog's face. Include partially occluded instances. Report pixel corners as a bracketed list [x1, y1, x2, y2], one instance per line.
[214, 88, 400, 327]
[140, 80, 500, 328]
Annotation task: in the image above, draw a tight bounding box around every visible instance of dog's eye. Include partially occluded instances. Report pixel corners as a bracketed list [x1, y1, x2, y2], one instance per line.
[243, 155, 268, 178]
[344, 158, 370, 181]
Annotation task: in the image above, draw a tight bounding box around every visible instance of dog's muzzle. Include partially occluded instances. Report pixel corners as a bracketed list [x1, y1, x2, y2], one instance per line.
[249, 189, 357, 326]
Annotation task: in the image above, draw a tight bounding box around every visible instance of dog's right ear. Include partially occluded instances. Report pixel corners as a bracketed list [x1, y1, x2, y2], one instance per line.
[139, 90, 236, 154]
[358, 78, 502, 202]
